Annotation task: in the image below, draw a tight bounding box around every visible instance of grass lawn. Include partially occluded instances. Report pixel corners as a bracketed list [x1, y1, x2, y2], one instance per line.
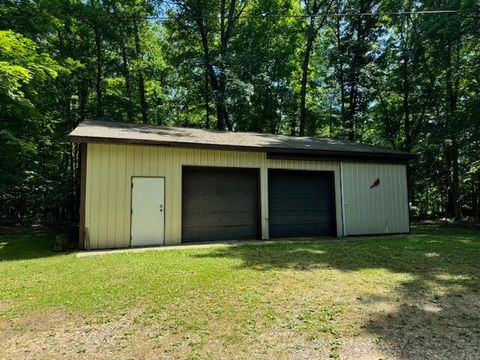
[1, 226, 479, 359]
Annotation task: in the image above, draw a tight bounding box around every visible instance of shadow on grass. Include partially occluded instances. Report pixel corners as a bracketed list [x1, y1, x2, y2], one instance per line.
[193, 227, 480, 359]
[0, 232, 60, 261]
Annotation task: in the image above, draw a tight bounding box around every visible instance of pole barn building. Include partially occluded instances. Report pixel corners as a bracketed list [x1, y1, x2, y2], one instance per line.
[70, 121, 415, 250]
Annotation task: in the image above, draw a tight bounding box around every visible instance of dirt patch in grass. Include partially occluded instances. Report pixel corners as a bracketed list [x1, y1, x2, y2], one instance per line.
[1, 227, 480, 359]
[365, 290, 480, 360]
[1, 291, 480, 359]
[0, 309, 370, 360]
[3, 288, 479, 359]
[0, 309, 148, 360]
[0, 299, 15, 314]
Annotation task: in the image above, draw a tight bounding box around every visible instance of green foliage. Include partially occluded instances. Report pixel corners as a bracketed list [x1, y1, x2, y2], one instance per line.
[0, 29, 64, 225]
[0, 30, 59, 101]
[0, 0, 479, 224]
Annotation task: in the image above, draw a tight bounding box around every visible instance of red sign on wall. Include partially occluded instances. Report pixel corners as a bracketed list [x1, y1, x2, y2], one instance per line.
[370, 178, 380, 189]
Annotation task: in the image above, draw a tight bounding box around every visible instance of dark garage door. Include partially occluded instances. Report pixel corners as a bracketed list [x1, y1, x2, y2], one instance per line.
[182, 167, 260, 242]
[268, 169, 335, 238]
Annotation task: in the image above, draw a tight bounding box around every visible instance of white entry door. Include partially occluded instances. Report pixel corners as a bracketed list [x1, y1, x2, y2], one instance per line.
[131, 177, 165, 246]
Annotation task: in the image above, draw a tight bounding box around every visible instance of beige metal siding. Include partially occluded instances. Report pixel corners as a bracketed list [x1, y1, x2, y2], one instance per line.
[84, 143, 343, 249]
[341, 162, 409, 235]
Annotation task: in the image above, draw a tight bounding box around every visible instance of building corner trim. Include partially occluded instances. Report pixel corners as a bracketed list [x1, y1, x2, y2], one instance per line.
[79, 143, 87, 249]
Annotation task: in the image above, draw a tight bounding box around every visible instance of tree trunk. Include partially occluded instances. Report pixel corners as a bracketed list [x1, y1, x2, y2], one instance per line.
[133, 20, 148, 124]
[445, 45, 462, 220]
[290, 113, 297, 136]
[336, 12, 345, 128]
[298, 0, 332, 136]
[93, 20, 102, 119]
[403, 65, 411, 151]
[121, 43, 134, 122]
[343, 7, 367, 142]
[299, 17, 315, 137]
[451, 139, 462, 219]
[78, 81, 89, 123]
[345, 44, 360, 142]
[475, 174, 480, 221]
[195, 10, 228, 131]
[401, 33, 415, 206]
[345, 86, 357, 141]
[215, 102, 229, 130]
[194, 0, 243, 131]
[204, 65, 210, 128]
[216, 0, 234, 131]
[216, 64, 232, 130]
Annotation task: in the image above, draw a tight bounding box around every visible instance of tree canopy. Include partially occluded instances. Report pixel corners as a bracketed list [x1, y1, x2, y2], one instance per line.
[1, 0, 479, 225]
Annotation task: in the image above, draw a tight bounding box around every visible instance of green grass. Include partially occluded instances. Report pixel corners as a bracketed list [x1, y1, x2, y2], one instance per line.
[1, 226, 479, 359]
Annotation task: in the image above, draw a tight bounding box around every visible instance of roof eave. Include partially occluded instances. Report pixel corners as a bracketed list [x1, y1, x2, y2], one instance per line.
[266, 151, 416, 162]
[70, 135, 416, 162]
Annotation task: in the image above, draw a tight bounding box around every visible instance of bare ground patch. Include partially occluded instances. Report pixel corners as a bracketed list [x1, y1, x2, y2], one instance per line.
[1, 289, 480, 359]
[0, 308, 385, 360]
[2, 228, 480, 359]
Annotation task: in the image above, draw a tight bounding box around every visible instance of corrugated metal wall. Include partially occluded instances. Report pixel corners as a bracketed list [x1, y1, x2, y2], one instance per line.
[84, 144, 343, 249]
[341, 162, 409, 235]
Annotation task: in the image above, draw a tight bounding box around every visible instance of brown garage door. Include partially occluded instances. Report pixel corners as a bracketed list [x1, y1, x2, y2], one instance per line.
[268, 169, 336, 238]
[182, 167, 260, 243]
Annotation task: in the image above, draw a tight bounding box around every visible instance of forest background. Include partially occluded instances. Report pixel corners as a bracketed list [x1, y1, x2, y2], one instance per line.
[1, 0, 479, 226]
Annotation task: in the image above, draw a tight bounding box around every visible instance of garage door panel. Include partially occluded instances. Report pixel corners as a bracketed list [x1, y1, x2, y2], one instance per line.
[269, 198, 331, 210]
[270, 209, 332, 224]
[182, 167, 259, 242]
[269, 169, 335, 238]
[271, 223, 332, 238]
[183, 223, 255, 240]
[183, 210, 256, 226]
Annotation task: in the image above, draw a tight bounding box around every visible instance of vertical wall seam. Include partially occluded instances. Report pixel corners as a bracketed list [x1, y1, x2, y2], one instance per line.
[340, 162, 346, 236]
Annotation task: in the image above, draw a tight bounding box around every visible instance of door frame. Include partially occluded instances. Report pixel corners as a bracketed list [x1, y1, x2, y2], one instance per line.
[129, 176, 166, 247]
[267, 168, 337, 238]
[181, 165, 262, 243]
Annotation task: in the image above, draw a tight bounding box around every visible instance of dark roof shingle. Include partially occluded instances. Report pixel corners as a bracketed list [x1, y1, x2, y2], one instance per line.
[69, 120, 415, 161]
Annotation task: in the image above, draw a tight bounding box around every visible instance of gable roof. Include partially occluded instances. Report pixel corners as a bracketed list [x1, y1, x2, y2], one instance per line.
[69, 120, 415, 161]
